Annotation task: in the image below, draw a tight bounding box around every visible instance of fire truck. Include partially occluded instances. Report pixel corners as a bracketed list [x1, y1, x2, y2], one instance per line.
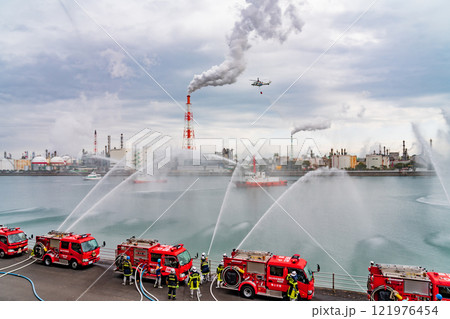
[0, 225, 28, 258]
[222, 249, 319, 300]
[32, 230, 101, 269]
[367, 261, 450, 301]
[115, 237, 195, 282]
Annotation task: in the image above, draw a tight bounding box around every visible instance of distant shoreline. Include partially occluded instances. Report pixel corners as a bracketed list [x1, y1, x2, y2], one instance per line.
[0, 170, 436, 177]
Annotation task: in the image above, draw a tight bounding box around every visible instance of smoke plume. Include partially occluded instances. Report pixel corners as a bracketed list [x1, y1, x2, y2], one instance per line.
[187, 0, 304, 94]
[291, 119, 331, 135]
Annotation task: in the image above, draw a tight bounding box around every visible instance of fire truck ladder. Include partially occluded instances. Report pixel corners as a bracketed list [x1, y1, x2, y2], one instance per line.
[233, 249, 272, 261]
[47, 230, 73, 238]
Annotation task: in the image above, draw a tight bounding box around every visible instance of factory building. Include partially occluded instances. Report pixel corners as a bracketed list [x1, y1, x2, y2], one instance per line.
[331, 154, 357, 169]
[0, 158, 14, 170]
[366, 154, 390, 169]
[14, 159, 31, 171]
[329, 148, 356, 169]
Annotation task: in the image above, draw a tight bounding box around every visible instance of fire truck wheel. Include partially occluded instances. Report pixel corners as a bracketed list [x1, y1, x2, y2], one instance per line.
[70, 259, 79, 270]
[44, 256, 52, 267]
[0, 250, 5, 258]
[241, 284, 255, 299]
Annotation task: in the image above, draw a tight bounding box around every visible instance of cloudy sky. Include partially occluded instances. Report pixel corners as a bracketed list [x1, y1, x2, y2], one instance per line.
[1, 0, 450, 160]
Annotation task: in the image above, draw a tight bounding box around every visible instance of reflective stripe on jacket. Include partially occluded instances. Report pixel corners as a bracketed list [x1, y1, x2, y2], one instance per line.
[188, 272, 201, 289]
[167, 273, 178, 288]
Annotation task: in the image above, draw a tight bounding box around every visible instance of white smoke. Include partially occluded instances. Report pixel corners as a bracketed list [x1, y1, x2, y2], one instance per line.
[187, 0, 304, 94]
[291, 118, 331, 135]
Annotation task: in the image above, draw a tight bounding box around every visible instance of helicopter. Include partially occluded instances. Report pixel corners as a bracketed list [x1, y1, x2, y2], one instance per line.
[250, 78, 271, 94]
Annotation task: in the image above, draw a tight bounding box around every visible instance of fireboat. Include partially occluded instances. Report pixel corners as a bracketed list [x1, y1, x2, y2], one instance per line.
[235, 157, 287, 187]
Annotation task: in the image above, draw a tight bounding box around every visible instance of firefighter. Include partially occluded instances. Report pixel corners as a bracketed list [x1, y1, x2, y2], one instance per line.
[287, 281, 299, 301]
[216, 262, 224, 288]
[200, 252, 210, 282]
[436, 294, 443, 301]
[167, 269, 178, 300]
[122, 256, 133, 286]
[286, 271, 299, 301]
[188, 266, 202, 298]
[154, 258, 163, 288]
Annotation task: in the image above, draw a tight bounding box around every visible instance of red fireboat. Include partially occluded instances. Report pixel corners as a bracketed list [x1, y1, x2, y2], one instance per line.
[235, 157, 287, 187]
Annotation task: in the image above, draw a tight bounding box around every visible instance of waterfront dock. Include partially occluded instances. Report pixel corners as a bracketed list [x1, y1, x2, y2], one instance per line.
[0, 253, 366, 301]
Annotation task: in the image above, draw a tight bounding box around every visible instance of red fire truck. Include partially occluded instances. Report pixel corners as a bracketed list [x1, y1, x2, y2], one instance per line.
[0, 225, 28, 258]
[222, 249, 319, 300]
[115, 237, 195, 282]
[367, 262, 450, 301]
[33, 230, 101, 269]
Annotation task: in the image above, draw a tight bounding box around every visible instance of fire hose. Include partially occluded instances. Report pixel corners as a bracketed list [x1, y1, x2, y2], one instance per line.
[222, 266, 243, 289]
[370, 285, 403, 301]
[135, 264, 144, 301]
[135, 264, 158, 301]
[0, 271, 44, 301]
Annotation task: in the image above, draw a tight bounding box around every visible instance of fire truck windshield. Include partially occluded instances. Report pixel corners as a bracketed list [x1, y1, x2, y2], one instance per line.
[177, 250, 191, 266]
[304, 264, 313, 282]
[8, 232, 26, 244]
[81, 239, 99, 252]
[438, 286, 450, 299]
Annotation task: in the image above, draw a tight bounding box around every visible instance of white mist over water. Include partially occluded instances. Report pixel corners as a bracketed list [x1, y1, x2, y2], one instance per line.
[2, 171, 450, 276]
[58, 157, 127, 231]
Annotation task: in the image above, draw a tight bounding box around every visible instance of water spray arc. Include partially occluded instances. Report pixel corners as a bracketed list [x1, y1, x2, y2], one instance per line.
[412, 124, 450, 206]
[207, 157, 241, 256]
[236, 169, 366, 293]
[66, 171, 139, 231]
[58, 156, 126, 231]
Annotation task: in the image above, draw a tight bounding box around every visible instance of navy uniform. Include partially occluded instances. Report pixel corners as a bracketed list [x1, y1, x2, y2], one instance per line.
[122, 256, 133, 285]
[200, 253, 210, 282]
[188, 267, 202, 298]
[167, 269, 179, 300]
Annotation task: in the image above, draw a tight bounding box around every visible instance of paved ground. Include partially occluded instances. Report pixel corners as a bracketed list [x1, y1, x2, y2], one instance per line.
[0, 253, 366, 301]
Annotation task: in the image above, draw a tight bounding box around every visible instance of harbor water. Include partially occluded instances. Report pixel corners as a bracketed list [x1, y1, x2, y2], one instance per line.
[1, 172, 449, 278]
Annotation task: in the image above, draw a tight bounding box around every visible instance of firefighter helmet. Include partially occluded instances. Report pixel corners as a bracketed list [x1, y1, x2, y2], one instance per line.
[171, 268, 175, 274]
[158, 259, 161, 263]
[291, 271, 297, 276]
[192, 267, 197, 272]
[127, 256, 130, 260]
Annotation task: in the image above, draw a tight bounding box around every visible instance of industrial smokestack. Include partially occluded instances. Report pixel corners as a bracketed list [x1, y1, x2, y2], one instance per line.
[383, 146, 386, 156]
[120, 134, 123, 149]
[183, 95, 195, 150]
[290, 134, 294, 160]
[94, 130, 97, 155]
[430, 138, 433, 149]
[107, 135, 111, 157]
[187, 0, 304, 94]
